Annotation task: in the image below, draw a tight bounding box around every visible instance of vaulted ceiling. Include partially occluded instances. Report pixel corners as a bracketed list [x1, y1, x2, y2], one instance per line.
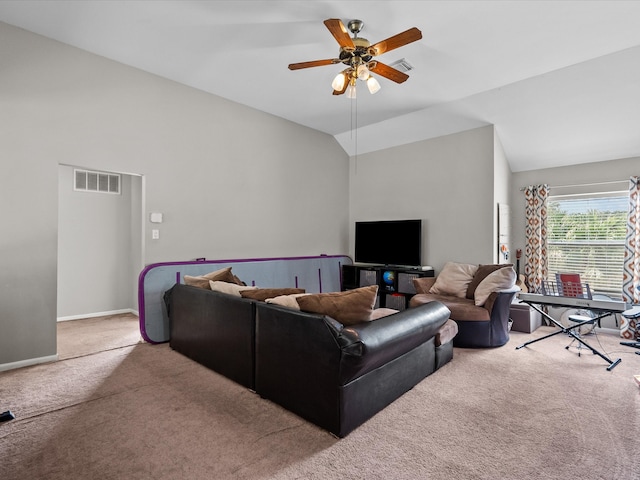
[2, 1, 640, 172]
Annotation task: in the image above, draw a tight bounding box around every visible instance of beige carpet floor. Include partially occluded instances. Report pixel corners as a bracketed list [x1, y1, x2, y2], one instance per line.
[1, 319, 639, 479]
[56, 313, 143, 360]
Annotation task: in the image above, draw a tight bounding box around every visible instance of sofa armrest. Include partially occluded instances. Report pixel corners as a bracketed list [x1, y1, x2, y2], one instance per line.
[336, 301, 451, 383]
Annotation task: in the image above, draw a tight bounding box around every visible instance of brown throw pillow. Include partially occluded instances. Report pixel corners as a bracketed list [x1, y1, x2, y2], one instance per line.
[265, 293, 310, 310]
[184, 267, 241, 289]
[240, 288, 306, 302]
[296, 285, 378, 326]
[466, 264, 513, 299]
[474, 267, 516, 306]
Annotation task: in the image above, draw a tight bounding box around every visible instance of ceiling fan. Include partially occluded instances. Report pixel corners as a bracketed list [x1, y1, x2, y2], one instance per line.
[288, 18, 422, 97]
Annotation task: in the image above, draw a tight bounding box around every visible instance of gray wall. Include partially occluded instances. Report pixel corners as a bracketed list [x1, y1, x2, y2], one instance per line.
[0, 22, 349, 369]
[349, 125, 501, 272]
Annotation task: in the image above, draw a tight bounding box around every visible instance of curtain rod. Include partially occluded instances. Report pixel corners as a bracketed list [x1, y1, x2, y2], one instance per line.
[519, 179, 628, 191]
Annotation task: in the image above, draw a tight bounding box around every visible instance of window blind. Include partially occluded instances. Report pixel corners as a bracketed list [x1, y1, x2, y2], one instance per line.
[547, 192, 627, 298]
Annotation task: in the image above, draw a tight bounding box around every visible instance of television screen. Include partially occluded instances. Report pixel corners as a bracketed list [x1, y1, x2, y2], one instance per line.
[354, 219, 422, 267]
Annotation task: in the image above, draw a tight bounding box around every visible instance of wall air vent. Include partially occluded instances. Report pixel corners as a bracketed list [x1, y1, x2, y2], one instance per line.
[388, 58, 414, 73]
[74, 169, 120, 194]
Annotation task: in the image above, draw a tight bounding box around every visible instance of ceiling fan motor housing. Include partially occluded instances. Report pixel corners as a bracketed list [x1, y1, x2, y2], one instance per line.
[347, 19, 364, 35]
[339, 37, 373, 65]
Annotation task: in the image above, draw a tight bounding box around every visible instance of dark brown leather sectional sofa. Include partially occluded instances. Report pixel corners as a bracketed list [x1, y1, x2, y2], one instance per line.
[167, 283, 453, 437]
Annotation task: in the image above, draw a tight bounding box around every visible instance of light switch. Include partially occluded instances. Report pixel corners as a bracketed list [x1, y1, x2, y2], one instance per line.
[152, 229, 160, 240]
[150, 212, 163, 223]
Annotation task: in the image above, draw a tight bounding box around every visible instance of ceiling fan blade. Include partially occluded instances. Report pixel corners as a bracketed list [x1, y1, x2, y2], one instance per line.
[369, 61, 409, 83]
[324, 18, 355, 49]
[288, 59, 340, 70]
[368, 27, 422, 56]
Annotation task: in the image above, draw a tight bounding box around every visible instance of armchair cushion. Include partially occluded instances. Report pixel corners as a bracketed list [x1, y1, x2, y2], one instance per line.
[474, 267, 516, 306]
[410, 293, 490, 321]
[466, 263, 513, 299]
[429, 262, 477, 298]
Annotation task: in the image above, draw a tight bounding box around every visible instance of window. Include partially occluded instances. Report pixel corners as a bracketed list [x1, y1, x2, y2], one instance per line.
[74, 169, 120, 194]
[547, 192, 627, 298]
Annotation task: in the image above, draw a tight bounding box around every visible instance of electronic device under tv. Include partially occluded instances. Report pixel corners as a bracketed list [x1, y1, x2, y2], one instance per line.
[354, 219, 422, 268]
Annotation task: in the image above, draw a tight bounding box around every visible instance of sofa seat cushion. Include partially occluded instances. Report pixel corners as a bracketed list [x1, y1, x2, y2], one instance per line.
[410, 293, 490, 321]
[436, 318, 459, 346]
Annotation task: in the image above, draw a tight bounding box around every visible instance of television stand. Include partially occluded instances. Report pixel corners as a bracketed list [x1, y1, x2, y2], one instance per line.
[341, 264, 434, 310]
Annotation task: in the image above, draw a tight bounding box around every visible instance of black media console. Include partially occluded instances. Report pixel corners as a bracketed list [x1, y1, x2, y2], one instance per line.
[341, 264, 434, 311]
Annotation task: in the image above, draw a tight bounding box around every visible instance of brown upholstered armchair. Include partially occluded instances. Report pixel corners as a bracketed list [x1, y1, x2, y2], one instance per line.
[409, 262, 519, 348]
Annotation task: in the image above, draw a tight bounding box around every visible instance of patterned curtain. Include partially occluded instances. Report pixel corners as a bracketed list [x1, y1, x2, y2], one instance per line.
[524, 185, 549, 294]
[621, 176, 640, 339]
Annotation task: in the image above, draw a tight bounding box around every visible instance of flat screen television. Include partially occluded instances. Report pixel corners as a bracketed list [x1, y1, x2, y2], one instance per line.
[354, 219, 422, 267]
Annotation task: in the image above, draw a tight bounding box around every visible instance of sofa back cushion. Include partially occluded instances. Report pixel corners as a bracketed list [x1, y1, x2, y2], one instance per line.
[429, 262, 478, 298]
[296, 285, 378, 326]
[209, 280, 257, 296]
[240, 288, 306, 302]
[184, 266, 242, 289]
[265, 293, 310, 310]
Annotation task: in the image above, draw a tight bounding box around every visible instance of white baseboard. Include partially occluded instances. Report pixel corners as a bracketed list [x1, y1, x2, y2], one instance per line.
[0, 354, 58, 372]
[57, 308, 138, 322]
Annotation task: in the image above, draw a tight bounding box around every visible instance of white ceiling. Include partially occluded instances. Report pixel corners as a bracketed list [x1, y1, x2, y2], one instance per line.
[1, 0, 640, 172]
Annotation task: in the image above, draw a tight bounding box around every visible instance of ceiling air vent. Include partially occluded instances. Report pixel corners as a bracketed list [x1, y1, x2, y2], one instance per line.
[74, 169, 120, 194]
[388, 58, 414, 73]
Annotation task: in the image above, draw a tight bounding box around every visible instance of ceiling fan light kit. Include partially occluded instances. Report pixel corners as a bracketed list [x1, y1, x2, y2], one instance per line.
[288, 18, 422, 98]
